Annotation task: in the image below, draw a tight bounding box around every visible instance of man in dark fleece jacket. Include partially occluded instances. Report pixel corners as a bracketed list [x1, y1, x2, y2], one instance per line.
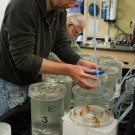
[0, 0, 98, 116]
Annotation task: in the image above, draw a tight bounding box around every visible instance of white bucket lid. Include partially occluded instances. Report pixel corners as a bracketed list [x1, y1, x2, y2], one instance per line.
[97, 54, 117, 61]
[42, 74, 58, 82]
[43, 74, 73, 83]
[58, 75, 73, 83]
[69, 105, 114, 128]
[0, 122, 11, 135]
[101, 66, 118, 75]
[99, 60, 124, 68]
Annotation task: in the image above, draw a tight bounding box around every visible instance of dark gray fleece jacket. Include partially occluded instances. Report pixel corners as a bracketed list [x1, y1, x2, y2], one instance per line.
[0, 0, 80, 85]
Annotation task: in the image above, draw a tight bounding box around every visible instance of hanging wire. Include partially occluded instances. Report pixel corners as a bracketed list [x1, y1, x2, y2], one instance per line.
[93, 0, 115, 102]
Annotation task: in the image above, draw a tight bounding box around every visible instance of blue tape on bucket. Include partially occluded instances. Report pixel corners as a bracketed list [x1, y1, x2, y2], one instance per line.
[85, 69, 105, 75]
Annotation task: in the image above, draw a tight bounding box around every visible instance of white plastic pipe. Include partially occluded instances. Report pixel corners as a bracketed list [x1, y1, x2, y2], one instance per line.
[110, 0, 117, 20]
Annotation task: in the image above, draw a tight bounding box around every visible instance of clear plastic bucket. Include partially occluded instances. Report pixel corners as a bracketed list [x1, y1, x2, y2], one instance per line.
[99, 60, 124, 97]
[58, 75, 73, 113]
[42, 74, 73, 113]
[72, 73, 114, 109]
[78, 53, 95, 61]
[0, 122, 11, 135]
[85, 70, 106, 88]
[72, 86, 113, 109]
[96, 54, 117, 64]
[101, 66, 119, 99]
[28, 82, 66, 135]
[71, 72, 108, 108]
[123, 77, 135, 105]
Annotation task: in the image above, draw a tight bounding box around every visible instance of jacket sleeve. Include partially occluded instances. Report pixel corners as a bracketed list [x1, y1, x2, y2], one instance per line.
[52, 10, 81, 65]
[5, 8, 43, 74]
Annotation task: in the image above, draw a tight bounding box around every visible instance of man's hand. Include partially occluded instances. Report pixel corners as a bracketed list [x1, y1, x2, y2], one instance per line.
[40, 59, 100, 89]
[67, 64, 98, 89]
[77, 59, 101, 69]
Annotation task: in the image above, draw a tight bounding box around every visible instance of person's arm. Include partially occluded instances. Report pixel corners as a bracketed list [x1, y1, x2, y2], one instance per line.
[77, 58, 99, 69]
[5, 7, 42, 75]
[48, 52, 62, 63]
[39, 58, 97, 89]
[70, 37, 83, 54]
[52, 11, 81, 64]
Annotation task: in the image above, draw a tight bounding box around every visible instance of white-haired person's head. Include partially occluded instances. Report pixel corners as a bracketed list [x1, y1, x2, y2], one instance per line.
[66, 13, 85, 37]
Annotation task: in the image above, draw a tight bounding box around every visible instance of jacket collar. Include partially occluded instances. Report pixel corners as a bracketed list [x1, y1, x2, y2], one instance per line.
[35, 0, 47, 19]
[35, 0, 58, 19]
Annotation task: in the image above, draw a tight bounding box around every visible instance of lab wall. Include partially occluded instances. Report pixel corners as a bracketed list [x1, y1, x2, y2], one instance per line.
[0, 0, 10, 27]
[110, 0, 135, 37]
[83, 0, 135, 43]
[0, 0, 135, 42]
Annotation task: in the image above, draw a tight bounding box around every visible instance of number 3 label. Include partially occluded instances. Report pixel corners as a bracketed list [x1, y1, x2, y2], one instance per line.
[42, 106, 56, 123]
[42, 116, 48, 123]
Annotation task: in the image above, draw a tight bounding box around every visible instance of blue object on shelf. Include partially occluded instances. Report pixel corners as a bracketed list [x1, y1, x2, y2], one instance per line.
[88, 3, 99, 16]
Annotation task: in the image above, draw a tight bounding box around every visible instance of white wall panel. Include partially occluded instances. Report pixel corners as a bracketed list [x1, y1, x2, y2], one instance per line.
[0, 0, 10, 27]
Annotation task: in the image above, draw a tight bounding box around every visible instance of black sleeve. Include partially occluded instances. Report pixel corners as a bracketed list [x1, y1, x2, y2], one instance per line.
[52, 10, 81, 65]
[5, 8, 42, 74]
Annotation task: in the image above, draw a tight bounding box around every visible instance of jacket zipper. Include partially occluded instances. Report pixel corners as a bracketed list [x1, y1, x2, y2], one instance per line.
[46, 17, 56, 47]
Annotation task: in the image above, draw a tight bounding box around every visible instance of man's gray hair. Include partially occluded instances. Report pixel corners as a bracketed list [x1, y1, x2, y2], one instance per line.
[67, 13, 85, 28]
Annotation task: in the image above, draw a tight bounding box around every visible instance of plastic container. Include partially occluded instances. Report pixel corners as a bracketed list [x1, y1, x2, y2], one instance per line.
[123, 77, 135, 105]
[58, 75, 73, 113]
[101, 66, 118, 99]
[85, 69, 105, 87]
[96, 54, 117, 64]
[99, 60, 124, 98]
[42, 74, 58, 82]
[72, 86, 113, 109]
[28, 82, 66, 135]
[62, 105, 117, 135]
[42, 74, 73, 113]
[78, 53, 95, 61]
[125, 76, 135, 94]
[86, 73, 108, 94]
[0, 122, 11, 135]
[73, 66, 117, 108]
[72, 74, 112, 109]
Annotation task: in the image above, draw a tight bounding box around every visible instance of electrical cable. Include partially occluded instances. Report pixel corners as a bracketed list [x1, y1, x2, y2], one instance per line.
[92, 0, 115, 101]
[117, 78, 134, 120]
[112, 64, 135, 113]
[116, 9, 124, 20]
[124, 74, 135, 81]
[93, 0, 115, 102]
[112, 65, 135, 124]
[118, 102, 133, 123]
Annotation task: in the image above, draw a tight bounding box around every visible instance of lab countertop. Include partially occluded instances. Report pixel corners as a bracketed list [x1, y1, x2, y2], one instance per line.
[80, 43, 135, 53]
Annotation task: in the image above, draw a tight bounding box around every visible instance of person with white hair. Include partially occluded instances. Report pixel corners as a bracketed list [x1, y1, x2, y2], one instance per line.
[48, 13, 85, 62]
